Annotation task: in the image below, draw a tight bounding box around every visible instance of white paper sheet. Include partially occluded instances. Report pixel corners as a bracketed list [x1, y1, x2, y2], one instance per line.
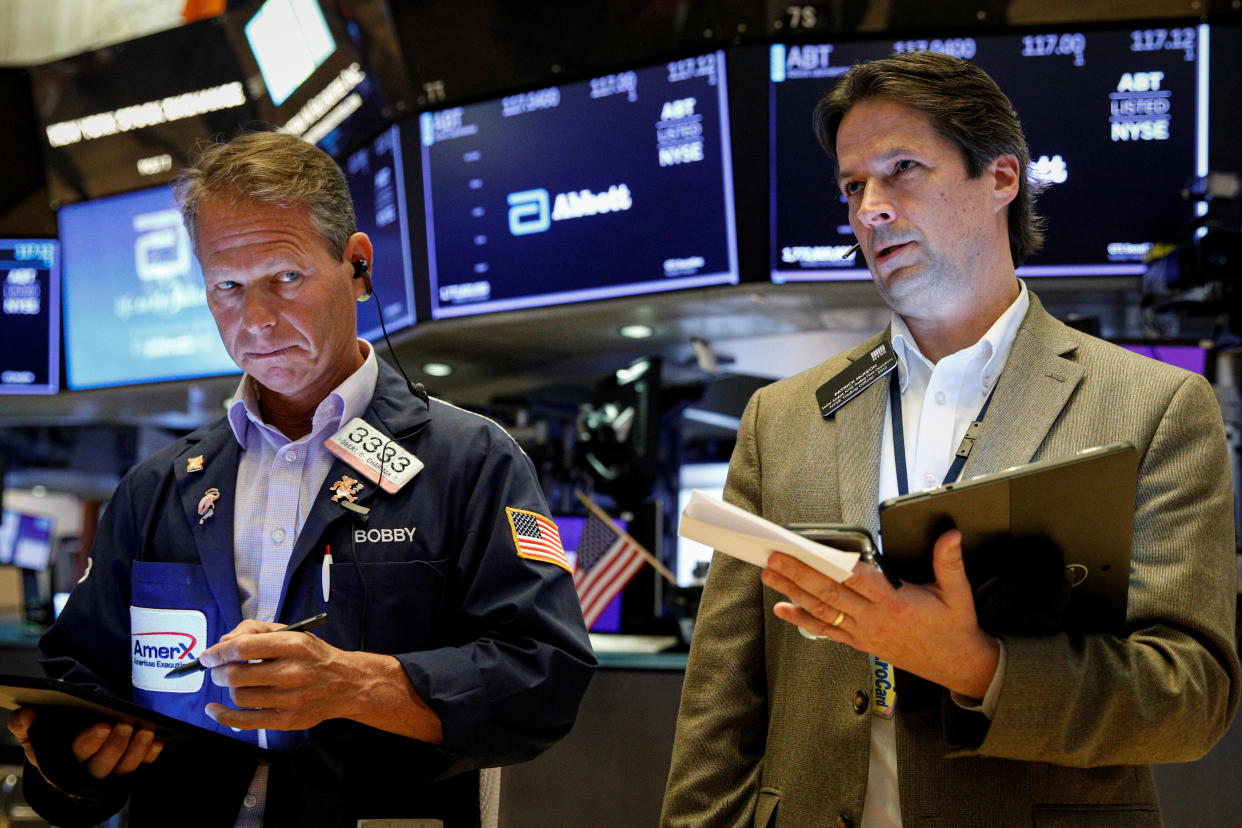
[677, 490, 859, 582]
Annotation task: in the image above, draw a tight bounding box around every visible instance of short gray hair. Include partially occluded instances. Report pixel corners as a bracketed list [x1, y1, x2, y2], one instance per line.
[174, 131, 356, 260]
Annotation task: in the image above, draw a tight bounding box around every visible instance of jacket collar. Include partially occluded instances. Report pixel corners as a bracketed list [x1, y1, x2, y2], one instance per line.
[834, 328, 892, 538]
[958, 292, 1082, 478]
[830, 292, 1082, 536]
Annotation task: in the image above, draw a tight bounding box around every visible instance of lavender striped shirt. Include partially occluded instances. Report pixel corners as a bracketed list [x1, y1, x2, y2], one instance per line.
[225, 341, 378, 826]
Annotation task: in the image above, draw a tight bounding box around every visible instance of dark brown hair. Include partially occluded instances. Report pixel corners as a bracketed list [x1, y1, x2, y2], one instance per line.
[813, 50, 1045, 265]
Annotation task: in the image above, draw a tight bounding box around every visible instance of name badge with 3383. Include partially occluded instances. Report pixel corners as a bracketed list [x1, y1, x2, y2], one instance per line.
[325, 417, 424, 494]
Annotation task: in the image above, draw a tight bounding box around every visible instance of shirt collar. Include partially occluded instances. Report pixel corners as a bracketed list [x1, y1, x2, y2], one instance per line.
[226, 340, 379, 448]
[889, 280, 1030, 393]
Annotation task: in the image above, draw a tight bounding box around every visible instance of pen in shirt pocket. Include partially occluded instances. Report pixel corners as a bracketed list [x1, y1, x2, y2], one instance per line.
[322, 545, 332, 603]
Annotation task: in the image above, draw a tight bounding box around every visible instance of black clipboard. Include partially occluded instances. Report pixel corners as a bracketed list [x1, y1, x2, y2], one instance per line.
[878, 443, 1137, 634]
[0, 673, 268, 755]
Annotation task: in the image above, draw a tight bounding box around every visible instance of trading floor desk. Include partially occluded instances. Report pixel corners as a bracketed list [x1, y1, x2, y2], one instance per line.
[0, 622, 45, 679]
[499, 642, 687, 828]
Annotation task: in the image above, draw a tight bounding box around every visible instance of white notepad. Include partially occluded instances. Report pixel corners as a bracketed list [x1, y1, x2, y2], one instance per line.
[678, 490, 859, 582]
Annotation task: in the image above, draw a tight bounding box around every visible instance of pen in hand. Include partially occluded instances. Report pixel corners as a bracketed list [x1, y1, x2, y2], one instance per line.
[163, 612, 329, 679]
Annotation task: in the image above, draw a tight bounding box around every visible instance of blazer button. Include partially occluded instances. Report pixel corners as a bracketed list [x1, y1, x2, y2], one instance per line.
[836, 815, 854, 828]
[852, 690, 868, 715]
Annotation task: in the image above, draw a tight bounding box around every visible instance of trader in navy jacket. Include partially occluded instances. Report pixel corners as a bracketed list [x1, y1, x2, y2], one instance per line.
[9, 131, 595, 827]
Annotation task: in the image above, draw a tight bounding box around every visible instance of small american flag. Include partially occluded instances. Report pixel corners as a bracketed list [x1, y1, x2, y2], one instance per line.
[506, 508, 571, 573]
[574, 509, 647, 630]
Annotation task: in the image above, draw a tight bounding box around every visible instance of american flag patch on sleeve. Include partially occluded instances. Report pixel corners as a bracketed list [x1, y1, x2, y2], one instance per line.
[505, 507, 572, 573]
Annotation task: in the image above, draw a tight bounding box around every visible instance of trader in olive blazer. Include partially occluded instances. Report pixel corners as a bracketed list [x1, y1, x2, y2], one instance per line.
[663, 52, 1238, 828]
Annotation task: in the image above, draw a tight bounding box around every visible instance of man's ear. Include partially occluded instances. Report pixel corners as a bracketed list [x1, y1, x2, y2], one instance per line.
[989, 154, 1022, 214]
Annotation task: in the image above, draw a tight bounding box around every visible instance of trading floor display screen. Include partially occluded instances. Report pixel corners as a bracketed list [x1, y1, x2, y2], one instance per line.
[343, 122, 418, 339]
[31, 0, 399, 206]
[59, 186, 238, 389]
[421, 50, 739, 318]
[0, 240, 59, 395]
[771, 25, 1207, 282]
[0, 511, 54, 571]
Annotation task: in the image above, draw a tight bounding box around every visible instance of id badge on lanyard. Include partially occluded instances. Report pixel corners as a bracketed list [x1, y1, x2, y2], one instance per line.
[872, 370, 997, 717]
[870, 654, 896, 718]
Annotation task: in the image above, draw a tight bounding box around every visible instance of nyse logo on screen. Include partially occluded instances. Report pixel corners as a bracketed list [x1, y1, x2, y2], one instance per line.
[1109, 71, 1171, 142]
[508, 189, 551, 236]
[133, 209, 193, 281]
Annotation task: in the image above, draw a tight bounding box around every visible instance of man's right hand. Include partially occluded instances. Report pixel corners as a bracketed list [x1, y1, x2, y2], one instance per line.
[7, 707, 164, 780]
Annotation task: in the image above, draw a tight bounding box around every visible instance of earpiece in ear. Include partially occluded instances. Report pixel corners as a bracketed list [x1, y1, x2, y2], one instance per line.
[352, 258, 372, 302]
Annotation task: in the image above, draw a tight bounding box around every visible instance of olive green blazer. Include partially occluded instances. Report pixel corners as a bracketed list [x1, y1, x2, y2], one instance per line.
[662, 294, 1239, 828]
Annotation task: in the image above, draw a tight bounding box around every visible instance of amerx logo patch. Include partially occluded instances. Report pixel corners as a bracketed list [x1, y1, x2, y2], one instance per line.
[132, 631, 197, 663]
[130, 606, 207, 693]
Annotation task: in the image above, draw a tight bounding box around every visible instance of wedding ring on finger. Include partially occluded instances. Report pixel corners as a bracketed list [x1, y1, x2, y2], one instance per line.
[792, 601, 830, 641]
[830, 610, 847, 628]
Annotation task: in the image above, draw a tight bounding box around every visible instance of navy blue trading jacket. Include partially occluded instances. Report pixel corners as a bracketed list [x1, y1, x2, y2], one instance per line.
[27, 361, 596, 827]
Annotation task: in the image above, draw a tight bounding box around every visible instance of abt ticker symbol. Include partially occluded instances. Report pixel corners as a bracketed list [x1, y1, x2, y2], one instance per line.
[507, 188, 551, 236]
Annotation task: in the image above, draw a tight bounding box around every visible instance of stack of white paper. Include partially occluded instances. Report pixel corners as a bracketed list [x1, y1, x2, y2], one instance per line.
[678, 490, 859, 582]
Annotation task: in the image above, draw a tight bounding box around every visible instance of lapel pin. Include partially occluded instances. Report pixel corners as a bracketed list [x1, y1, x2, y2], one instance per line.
[186, 455, 205, 473]
[197, 487, 221, 524]
[329, 475, 364, 503]
[340, 501, 371, 520]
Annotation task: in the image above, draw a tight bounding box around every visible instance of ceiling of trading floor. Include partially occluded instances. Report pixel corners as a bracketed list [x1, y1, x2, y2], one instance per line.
[0, 277, 1142, 429]
[0, 0, 220, 67]
[0, 0, 1220, 69]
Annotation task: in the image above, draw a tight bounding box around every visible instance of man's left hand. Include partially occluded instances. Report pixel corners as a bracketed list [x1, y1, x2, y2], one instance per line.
[760, 529, 999, 699]
[199, 620, 443, 743]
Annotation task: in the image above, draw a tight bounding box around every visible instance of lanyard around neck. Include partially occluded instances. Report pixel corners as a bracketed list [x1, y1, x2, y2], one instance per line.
[888, 367, 998, 497]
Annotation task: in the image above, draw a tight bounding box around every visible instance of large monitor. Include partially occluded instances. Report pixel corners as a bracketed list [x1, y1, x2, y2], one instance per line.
[343, 122, 418, 340]
[234, 0, 397, 160]
[1, 239, 59, 395]
[60, 174, 414, 389]
[31, 18, 248, 205]
[30, 1, 406, 205]
[244, 0, 337, 108]
[420, 50, 739, 318]
[59, 186, 239, 389]
[770, 25, 1208, 282]
[0, 511, 55, 571]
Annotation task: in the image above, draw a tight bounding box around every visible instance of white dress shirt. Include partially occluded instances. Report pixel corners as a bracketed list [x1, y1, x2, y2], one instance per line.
[861, 283, 1030, 828]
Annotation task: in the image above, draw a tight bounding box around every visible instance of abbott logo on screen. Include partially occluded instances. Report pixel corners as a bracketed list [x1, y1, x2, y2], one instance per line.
[507, 184, 634, 236]
[508, 189, 551, 236]
[133, 209, 193, 282]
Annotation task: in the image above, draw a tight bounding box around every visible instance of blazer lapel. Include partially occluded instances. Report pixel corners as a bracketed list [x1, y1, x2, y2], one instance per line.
[960, 295, 1083, 479]
[833, 330, 891, 539]
[175, 424, 245, 634]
